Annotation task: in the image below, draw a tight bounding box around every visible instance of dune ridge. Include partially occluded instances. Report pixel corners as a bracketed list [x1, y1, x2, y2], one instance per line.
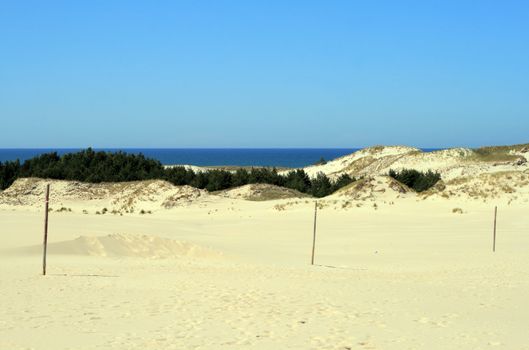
[1, 144, 529, 213]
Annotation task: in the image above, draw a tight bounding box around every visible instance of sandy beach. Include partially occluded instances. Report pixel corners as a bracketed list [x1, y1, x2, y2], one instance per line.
[3, 0, 528, 347]
[2, 145, 529, 349]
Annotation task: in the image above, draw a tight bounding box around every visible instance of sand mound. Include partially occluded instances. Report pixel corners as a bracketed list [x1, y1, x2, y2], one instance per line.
[299, 146, 419, 180]
[23, 233, 223, 259]
[332, 176, 412, 201]
[296, 144, 529, 202]
[421, 170, 529, 202]
[2, 143, 528, 208]
[301, 144, 528, 182]
[215, 184, 309, 201]
[0, 178, 208, 211]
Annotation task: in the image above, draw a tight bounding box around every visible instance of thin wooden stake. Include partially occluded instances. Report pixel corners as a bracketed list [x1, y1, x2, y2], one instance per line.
[493, 206, 497, 253]
[43, 184, 50, 276]
[311, 201, 318, 265]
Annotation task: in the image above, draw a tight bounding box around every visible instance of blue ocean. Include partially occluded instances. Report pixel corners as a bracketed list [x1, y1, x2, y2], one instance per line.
[0, 148, 440, 168]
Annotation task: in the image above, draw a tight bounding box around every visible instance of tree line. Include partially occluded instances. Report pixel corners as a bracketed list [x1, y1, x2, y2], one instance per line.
[0, 148, 356, 198]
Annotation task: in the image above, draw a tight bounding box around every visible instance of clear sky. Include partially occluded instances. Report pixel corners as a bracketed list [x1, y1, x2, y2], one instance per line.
[1, 1, 528, 148]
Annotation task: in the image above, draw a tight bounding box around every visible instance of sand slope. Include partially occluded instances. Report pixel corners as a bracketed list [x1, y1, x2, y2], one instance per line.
[2, 144, 529, 211]
[1, 145, 529, 349]
[17, 233, 223, 259]
[1, 200, 529, 349]
[0, 178, 210, 213]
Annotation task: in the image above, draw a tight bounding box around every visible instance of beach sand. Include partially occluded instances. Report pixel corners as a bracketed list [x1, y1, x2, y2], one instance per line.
[1, 195, 528, 349]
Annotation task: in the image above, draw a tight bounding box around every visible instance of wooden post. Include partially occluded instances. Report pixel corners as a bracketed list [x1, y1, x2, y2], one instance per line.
[311, 201, 318, 265]
[493, 206, 497, 253]
[43, 184, 50, 275]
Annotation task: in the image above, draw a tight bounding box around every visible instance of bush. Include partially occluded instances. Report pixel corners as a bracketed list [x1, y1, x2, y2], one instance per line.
[164, 166, 195, 186]
[205, 170, 233, 191]
[332, 173, 355, 192]
[388, 169, 441, 192]
[314, 157, 327, 165]
[284, 169, 312, 193]
[0, 149, 356, 198]
[248, 167, 284, 186]
[310, 172, 333, 198]
[232, 168, 250, 187]
[0, 160, 20, 190]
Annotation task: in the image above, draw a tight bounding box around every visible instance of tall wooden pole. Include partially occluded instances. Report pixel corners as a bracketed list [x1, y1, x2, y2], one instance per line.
[493, 206, 497, 253]
[43, 184, 50, 276]
[311, 201, 318, 265]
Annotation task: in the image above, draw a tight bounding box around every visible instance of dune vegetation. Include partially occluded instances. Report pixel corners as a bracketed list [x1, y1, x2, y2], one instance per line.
[388, 168, 441, 192]
[0, 148, 355, 198]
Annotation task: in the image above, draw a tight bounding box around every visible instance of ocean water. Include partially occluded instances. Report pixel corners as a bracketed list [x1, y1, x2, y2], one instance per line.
[0, 148, 440, 168]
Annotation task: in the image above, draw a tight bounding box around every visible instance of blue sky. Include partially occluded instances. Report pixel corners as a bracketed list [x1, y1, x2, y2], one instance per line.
[1, 1, 528, 148]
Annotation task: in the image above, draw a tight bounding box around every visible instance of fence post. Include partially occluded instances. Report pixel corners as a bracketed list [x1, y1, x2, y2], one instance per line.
[311, 201, 318, 265]
[43, 184, 50, 275]
[493, 206, 497, 252]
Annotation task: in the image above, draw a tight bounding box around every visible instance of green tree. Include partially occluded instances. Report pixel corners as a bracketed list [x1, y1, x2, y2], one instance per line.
[310, 172, 333, 197]
[332, 173, 355, 192]
[284, 169, 311, 193]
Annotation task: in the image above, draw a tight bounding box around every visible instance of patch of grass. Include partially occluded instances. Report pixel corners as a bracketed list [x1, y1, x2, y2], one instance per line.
[273, 204, 286, 211]
[214, 184, 311, 201]
[471, 152, 518, 162]
[251, 186, 310, 201]
[470, 145, 526, 162]
[475, 143, 529, 153]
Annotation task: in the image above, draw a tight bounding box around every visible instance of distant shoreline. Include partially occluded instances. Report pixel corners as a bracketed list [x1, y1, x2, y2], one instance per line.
[0, 148, 443, 168]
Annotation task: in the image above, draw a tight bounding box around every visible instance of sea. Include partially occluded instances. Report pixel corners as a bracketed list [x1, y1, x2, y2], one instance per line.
[0, 148, 440, 168]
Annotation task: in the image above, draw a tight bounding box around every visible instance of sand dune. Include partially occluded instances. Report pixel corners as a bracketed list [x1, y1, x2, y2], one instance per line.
[0, 178, 210, 213]
[2, 199, 528, 349]
[331, 175, 413, 202]
[18, 233, 223, 259]
[2, 145, 529, 212]
[1, 145, 529, 349]
[302, 145, 528, 182]
[215, 183, 309, 201]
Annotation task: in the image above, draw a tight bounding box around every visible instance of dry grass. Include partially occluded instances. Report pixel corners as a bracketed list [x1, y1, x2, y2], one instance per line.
[469, 143, 529, 163]
[215, 184, 310, 202]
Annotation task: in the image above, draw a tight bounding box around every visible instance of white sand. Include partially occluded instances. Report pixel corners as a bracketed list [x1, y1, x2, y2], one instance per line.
[1, 196, 528, 349]
[1, 146, 529, 349]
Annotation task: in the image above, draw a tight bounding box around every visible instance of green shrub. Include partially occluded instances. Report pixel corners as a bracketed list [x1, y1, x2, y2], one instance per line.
[284, 169, 312, 193]
[0, 160, 20, 190]
[332, 173, 355, 192]
[388, 169, 441, 192]
[0, 149, 355, 198]
[310, 172, 333, 198]
[314, 157, 327, 165]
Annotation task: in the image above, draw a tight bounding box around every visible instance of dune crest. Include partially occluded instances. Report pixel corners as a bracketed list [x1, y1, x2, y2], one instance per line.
[215, 183, 309, 201]
[0, 178, 209, 212]
[1, 144, 529, 208]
